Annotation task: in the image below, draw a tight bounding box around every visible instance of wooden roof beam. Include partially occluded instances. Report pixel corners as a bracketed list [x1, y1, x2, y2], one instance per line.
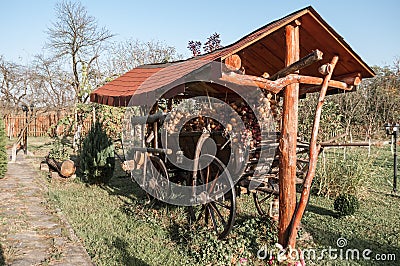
[220, 72, 350, 94]
[299, 85, 352, 95]
[269, 49, 323, 80]
[299, 72, 361, 95]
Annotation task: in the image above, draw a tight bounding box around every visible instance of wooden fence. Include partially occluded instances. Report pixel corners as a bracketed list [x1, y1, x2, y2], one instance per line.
[3, 111, 92, 138]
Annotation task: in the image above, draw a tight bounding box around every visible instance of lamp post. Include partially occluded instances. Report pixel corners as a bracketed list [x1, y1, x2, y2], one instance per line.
[385, 123, 399, 193]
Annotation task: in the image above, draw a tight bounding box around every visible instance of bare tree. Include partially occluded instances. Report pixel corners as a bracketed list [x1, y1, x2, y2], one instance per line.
[0, 56, 26, 113]
[105, 39, 182, 77]
[46, 0, 114, 104]
[31, 54, 74, 108]
[45, 1, 114, 145]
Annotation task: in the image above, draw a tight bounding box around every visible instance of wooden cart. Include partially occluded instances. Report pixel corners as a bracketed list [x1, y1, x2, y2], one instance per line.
[123, 97, 310, 239]
[91, 7, 374, 247]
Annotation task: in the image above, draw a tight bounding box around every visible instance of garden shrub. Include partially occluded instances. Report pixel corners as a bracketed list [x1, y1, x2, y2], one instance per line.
[334, 193, 359, 217]
[80, 121, 115, 184]
[0, 118, 7, 178]
[314, 150, 370, 198]
[48, 138, 70, 161]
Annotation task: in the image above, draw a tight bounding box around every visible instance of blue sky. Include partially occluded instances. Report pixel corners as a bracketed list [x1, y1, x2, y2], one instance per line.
[1, 0, 399, 67]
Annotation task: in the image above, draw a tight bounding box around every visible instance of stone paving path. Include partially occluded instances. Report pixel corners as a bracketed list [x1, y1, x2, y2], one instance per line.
[0, 152, 93, 266]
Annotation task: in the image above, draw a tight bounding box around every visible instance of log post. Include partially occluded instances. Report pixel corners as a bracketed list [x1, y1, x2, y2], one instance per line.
[278, 21, 300, 247]
[287, 56, 339, 248]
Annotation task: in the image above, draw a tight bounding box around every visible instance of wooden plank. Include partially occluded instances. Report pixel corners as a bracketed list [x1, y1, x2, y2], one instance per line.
[270, 49, 323, 80]
[238, 50, 266, 76]
[258, 39, 285, 70]
[242, 46, 279, 76]
[262, 31, 287, 62]
[278, 23, 300, 247]
[305, 12, 375, 77]
[300, 15, 352, 74]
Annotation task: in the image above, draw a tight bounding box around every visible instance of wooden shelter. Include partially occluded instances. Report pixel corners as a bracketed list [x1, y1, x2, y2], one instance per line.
[91, 6, 374, 248]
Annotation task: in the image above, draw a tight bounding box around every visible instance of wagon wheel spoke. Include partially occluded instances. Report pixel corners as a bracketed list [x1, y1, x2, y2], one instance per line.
[208, 169, 220, 194]
[188, 204, 206, 224]
[205, 165, 210, 186]
[188, 153, 236, 239]
[198, 163, 209, 190]
[207, 205, 218, 231]
[253, 190, 273, 216]
[210, 202, 227, 226]
[213, 200, 231, 210]
[199, 158, 220, 193]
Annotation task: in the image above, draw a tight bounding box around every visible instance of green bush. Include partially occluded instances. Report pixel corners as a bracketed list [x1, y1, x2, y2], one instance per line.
[48, 138, 70, 161]
[80, 121, 115, 184]
[0, 118, 7, 178]
[334, 194, 359, 217]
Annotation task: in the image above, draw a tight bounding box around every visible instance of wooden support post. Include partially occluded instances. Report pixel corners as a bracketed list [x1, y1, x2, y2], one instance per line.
[279, 22, 300, 247]
[288, 56, 339, 248]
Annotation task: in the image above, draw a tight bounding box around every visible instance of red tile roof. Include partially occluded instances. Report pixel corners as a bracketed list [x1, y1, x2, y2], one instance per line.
[90, 60, 210, 106]
[91, 6, 374, 107]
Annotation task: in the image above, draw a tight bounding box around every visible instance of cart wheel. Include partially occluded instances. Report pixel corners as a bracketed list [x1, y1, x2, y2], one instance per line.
[253, 190, 273, 216]
[144, 156, 170, 202]
[187, 154, 236, 239]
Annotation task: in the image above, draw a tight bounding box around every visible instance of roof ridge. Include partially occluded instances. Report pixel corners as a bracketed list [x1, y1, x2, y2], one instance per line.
[137, 6, 314, 67]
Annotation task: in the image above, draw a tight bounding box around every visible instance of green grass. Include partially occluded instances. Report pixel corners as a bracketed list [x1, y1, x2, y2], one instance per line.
[302, 147, 400, 265]
[48, 178, 190, 265]
[47, 172, 277, 265]
[27, 137, 400, 265]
